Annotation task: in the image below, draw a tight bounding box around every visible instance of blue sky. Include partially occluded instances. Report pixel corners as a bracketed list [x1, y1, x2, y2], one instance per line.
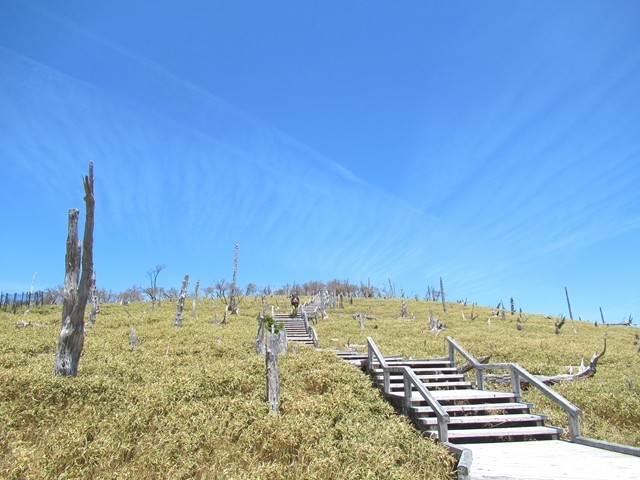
[1, 0, 639, 321]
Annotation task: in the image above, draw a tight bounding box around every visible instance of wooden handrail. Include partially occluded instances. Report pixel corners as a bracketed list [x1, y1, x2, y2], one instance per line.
[368, 337, 450, 442]
[446, 336, 582, 440]
[301, 309, 319, 347]
[367, 337, 390, 391]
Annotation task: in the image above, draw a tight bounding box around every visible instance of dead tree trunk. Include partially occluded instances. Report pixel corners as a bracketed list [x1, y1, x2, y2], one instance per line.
[266, 330, 281, 413]
[173, 274, 189, 327]
[87, 270, 99, 327]
[191, 279, 200, 317]
[54, 161, 95, 377]
[228, 242, 239, 314]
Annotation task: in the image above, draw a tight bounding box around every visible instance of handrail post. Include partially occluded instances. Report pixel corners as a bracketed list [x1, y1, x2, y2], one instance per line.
[476, 366, 484, 390]
[403, 368, 411, 415]
[367, 340, 374, 374]
[510, 365, 522, 401]
[568, 412, 581, 440]
[448, 339, 455, 364]
[384, 370, 391, 394]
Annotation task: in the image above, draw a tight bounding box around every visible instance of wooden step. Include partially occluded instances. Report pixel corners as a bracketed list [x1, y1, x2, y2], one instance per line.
[410, 402, 533, 416]
[390, 389, 519, 405]
[428, 425, 563, 443]
[373, 372, 466, 382]
[386, 359, 453, 368]
[379, 380, 473, 391]
[418, 413, 548, 429]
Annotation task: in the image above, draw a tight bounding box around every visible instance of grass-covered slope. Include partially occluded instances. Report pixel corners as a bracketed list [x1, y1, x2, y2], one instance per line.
[314, 298, 640, 448]
[1, 300, 454, 480]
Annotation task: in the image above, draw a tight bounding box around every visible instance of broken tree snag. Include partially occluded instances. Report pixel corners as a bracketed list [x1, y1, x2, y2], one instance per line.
[555, 315, 566, 334]
[173, 274, 189, 327]
[54, 161, 95, 377]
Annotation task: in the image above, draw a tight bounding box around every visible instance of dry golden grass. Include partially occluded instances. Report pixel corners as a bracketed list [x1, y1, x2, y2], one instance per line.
[1, 299, 454, 479]
[2, 296, 638, 479]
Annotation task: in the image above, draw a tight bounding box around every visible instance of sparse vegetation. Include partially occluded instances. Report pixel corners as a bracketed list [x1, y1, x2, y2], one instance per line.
[1, 296, 639, 478]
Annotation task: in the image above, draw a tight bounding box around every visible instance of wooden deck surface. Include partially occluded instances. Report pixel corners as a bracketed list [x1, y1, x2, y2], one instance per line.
[459, 440, 640, 480]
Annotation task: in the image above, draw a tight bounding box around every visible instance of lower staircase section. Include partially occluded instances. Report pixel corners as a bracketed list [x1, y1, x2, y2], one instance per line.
[336, 342, 563, 444]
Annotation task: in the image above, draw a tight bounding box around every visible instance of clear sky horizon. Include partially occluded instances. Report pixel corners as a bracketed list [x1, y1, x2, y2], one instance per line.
[1, 1, 639, 322]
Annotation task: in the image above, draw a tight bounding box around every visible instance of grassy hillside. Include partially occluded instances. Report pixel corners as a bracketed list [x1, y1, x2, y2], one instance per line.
[1, 296, 638, 479]
[1, 299, 453, 480]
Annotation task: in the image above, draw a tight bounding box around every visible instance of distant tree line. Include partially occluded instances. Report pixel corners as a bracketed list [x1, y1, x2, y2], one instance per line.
[36, 277, 438, 306]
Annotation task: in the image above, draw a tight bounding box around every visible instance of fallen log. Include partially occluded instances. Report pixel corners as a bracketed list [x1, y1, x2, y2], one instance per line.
[485, 334, 607, 387]
[457, 355, 491, 374]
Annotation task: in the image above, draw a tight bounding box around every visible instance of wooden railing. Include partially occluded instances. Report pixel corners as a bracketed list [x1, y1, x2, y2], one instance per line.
[446, 336, 582, 440]
[301, 308, 319, 348]
[366, 337, 450, 442]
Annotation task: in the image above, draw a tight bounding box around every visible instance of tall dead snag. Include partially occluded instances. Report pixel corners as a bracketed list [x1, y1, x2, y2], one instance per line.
[565, 286, 574, 320]
[439, 277, 446, 312]
[228, 242, 239, 314]
[54, 161, 95, 377]
[174, 274, 189, 327]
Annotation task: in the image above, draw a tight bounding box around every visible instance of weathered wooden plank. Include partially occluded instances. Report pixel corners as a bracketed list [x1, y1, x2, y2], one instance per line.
[392, 389, 517, 402]
[419, 413, 547, 426]
[461, 440, 640, 480]
[411, 401, 533, 415]
[384, 381, 473, 390]
[433, 425, 561, 441]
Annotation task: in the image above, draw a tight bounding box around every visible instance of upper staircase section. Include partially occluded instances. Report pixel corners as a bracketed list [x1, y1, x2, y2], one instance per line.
[271, 295, 323, 348]
[273, 313, 316, 347]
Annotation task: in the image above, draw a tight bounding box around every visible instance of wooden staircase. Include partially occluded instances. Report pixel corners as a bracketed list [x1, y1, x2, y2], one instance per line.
[273, 313, 316, 347]
[335, 347, 563, 444]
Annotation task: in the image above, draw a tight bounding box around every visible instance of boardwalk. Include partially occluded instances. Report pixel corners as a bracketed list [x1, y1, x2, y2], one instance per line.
[336, 336, 640, 479]
[461, 440, 640, 480]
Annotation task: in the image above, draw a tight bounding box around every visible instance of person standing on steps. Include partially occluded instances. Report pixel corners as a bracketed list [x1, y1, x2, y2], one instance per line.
[290, 291, 300, 317]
